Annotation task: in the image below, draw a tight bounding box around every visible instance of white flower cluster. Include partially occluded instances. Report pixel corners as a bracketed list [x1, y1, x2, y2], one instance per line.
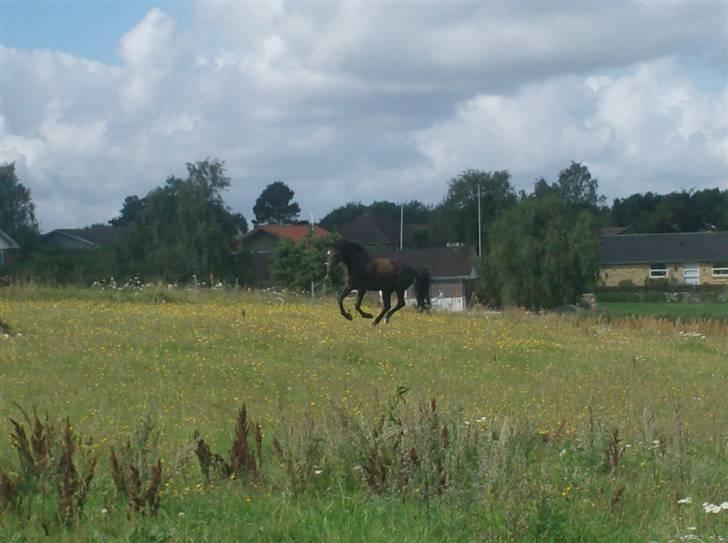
[679, 331, 706, 340]
[702, 501, 728, 513]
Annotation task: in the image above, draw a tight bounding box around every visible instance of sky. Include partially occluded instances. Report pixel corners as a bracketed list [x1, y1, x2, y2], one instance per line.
[1, 1, 727, 232]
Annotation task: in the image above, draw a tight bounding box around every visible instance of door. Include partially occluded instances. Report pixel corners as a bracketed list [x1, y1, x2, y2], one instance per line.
[682, 263, 700, 285]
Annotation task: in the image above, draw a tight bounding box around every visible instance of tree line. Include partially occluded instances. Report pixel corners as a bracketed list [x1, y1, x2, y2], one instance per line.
[1, 160, 726, 307]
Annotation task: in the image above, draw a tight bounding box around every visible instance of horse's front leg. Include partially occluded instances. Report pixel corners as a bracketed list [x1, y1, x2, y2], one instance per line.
[337, 285, 353, 320]
[384, 289, 406, 324]
[354, 289, 373, 318]
[373, 289, 392, 326]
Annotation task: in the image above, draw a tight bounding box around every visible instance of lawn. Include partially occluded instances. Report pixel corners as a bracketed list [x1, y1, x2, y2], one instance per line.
[0, 288, 727, 541]
[601, 302, 728, 320]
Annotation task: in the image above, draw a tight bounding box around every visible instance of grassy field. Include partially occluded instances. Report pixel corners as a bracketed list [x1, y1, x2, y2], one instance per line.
[0, 288, 727, 541]
[601, 302, 728, 320]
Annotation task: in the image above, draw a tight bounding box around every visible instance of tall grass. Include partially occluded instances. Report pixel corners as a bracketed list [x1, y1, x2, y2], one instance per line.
[0, 288, 727, 540]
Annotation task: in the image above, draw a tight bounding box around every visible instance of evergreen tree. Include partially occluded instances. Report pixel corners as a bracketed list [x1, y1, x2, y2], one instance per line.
[253, 181, 300, 226]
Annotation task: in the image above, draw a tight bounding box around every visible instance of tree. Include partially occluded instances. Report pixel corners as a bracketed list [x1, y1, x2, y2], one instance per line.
[122, 159, 246, 282]
[320, 202, 367, 231]
[320, 200, 432, 234]
[609, 188, 728, 233]
[555, 161, 605, 208]
[110, 195, 146, 227]
[270, 231, 339, 291]
[0, 162, 39, 242]
[253, 181, 300, 226]
[480, 194, 600, 309]
[430, 169, 516, 246]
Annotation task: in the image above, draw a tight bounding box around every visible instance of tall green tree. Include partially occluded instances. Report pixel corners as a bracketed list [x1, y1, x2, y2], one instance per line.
[0, 162, 39, 243]
[431, 169, 516, 246]
[481, 194, 600, 309]
[555, 161, 605, 208]
[122, 159, 245, 282]
[253, 181, 300, 226]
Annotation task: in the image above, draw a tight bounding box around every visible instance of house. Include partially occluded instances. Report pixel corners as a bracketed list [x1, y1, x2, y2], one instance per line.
[339, 213, 421, 249]
[235, 224, 331, 286]
[372, 246, 477, 311]
[236, 224, 331, 254]
[600, 225, 633, 236]
[0, 228, 20, 268]
[44, 226, 133, 250]
[600, 231, 728, 287]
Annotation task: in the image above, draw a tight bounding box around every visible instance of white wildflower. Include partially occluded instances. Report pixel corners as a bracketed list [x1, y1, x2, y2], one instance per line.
[677, 497, 692, 504]
[100, 508, 108, 515]
[703, 502, 722, 513]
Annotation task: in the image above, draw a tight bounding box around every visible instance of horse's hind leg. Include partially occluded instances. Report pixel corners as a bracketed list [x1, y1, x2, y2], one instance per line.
[385, 289, 406, 323]
[355, 290, 373, 318]
[373, 290, 392, 326]
[338, 285, 353, 320]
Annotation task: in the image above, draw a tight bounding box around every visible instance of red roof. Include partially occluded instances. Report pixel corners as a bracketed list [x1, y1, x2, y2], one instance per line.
[243, 224, 331, 243]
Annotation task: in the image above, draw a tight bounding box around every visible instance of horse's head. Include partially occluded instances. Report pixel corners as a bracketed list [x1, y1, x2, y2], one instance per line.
[325, 244, 342, 276]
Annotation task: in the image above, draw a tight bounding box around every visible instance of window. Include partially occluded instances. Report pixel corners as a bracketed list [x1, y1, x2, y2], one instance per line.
[713, 263, 728, 277]
[0, 251, 4, 265]
[649, 263, 668, 278]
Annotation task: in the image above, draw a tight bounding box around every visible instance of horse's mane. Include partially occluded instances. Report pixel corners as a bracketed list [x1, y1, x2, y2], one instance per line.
[333, 239, 370, 259]
[333, 240, 370, 275]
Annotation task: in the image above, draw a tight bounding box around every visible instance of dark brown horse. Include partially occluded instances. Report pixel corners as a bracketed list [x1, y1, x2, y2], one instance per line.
[326, 240, 431, 325]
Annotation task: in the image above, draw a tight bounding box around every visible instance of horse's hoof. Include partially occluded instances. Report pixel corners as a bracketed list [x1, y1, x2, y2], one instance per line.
[361, 313, 373, 319]
[343, 313, 353, 321]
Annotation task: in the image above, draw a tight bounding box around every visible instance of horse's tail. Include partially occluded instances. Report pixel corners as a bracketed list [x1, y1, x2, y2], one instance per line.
[414, 269, 431, 312]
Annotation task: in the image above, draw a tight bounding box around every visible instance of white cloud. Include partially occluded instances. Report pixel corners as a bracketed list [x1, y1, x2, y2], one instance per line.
[0, 2, 726, 230]
[415, 60, 728, 197]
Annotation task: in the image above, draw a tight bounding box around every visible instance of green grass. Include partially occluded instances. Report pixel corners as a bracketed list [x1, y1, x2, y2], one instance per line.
[1, 287, 727, 541]
[601, 302, 728, 320]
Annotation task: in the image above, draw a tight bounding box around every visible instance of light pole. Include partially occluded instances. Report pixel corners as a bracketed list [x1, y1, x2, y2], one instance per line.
[477, 183, 482, 258]
[400, 204, 404, 251]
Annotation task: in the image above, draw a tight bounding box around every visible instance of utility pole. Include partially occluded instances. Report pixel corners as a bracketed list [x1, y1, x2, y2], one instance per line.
[310, 212, 315, 297]
[400, 204, 404, 251]
[477, 183, 482, 258]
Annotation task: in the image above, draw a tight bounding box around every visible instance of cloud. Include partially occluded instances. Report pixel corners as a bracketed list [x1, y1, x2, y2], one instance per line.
[415, 60, 728, 198]
[0, 1, 726, 230]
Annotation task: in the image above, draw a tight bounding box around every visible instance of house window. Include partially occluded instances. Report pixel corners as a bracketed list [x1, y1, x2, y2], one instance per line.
[649, 263, 668, 278]
[713, 263, 728, 277]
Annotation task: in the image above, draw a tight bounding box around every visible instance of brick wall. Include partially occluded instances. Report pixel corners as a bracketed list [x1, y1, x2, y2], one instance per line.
[601, 263, 728, 286]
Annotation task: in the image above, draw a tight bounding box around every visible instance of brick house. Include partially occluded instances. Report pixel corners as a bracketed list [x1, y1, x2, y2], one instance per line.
[600, 232, 728, 287]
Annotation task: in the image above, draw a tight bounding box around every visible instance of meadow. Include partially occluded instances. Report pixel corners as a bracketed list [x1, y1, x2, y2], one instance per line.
[0, 287, 727, 542]
[601, 302, 728, 321]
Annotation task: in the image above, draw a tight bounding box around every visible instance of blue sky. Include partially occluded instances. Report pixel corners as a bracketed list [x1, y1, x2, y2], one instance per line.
[1, 1, 192, 63]
[1, 1, 727, 230]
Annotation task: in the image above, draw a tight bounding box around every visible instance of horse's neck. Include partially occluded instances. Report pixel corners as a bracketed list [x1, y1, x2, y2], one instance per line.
[344, 246, 370, 277]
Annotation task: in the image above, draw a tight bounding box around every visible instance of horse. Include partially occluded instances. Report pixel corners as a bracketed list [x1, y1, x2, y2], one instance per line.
[325, 240, 431, 325]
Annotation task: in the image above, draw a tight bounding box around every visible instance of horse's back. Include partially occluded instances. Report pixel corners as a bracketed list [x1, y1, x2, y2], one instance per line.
[364, 257, 415, 290]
